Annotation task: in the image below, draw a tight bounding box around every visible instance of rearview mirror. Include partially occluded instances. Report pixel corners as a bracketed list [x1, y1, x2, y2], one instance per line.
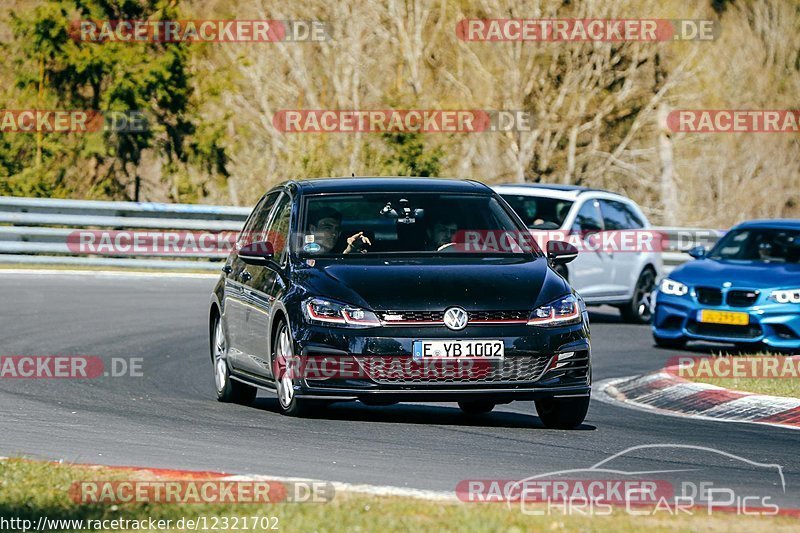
[547, 241, 579, 265]
[687, 245, 706, 259]
[238, 241, 275, 265]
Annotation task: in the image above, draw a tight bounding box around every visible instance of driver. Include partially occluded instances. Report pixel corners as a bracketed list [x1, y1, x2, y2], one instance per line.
[308, 207, 371, 254]
[427, 219, 459, 251]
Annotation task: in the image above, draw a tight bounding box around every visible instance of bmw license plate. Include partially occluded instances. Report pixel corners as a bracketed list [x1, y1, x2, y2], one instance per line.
[412, 340, 504, 360]
[698, 309, 749, 326]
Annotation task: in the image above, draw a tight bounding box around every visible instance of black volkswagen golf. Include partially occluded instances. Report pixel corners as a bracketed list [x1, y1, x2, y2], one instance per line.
[209, 177, 591, 429]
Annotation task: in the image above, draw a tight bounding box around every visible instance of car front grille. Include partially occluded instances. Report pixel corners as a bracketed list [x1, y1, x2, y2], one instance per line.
[695, 287, 723, 305]
[687, 322, 762, 339]
[726, 290, 760, 307]
[354, 355, 552, 385]
[379, 310, 529, 325]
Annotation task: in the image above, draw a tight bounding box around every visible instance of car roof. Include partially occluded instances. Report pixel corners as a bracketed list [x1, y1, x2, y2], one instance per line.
[733, 219, 800, 230]
[492, 183, 625, 201]
[289, 177, 491, 194]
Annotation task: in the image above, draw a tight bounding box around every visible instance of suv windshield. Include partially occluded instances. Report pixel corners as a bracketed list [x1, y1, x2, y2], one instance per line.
[708, 228, 800, 263]
[301, 193, 537, 257]
[500, 195, 573, 229]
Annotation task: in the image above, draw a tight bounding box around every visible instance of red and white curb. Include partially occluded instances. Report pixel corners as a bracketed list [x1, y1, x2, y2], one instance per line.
[597, 368, 800, 430]
[0, 457, 457, 502]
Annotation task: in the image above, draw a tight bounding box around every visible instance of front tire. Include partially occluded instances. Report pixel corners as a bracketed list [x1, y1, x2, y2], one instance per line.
[212, 316, 257, 405]
[458, 400, 495, 415]
[535, 396, 590, 429]
[620, 268, 656, 324]
[273, 320, 322, 417]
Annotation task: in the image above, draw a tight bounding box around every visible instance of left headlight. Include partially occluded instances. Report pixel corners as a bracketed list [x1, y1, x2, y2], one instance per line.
[303, 297, 381, 327]
[769, 289, 800, 304]
[660, 278, 689, 296]
[528, 294, 582, 326]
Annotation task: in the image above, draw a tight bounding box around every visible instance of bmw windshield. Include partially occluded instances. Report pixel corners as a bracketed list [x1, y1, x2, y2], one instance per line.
[300, 193, 540, 257]
[707, 227, 800, 263]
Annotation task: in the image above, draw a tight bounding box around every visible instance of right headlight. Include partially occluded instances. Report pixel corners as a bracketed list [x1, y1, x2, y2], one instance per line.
[769, 289, 800, 304]
[303, 298, 381, 327]
[659, 278, 689, 296]
[528, 294, 582, 326]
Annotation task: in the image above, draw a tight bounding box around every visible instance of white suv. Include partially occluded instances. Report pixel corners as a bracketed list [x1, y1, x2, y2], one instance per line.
[493, 184, 663, 323]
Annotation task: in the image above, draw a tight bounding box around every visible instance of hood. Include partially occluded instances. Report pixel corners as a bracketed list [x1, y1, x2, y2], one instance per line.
[293, 256, 567, 311]
[671, 258, 800, 289]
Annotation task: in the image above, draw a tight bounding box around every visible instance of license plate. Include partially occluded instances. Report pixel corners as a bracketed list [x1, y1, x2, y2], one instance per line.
[412, 340, 504, 359]
[698, 309, 749, 326]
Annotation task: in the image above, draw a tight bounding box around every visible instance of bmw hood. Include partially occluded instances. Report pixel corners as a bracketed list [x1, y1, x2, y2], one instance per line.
[671, 258, 800, 289]
[295, 256, 568, 311]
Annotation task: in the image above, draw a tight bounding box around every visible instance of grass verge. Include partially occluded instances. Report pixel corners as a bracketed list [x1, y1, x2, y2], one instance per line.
[0, 458, 798, 532]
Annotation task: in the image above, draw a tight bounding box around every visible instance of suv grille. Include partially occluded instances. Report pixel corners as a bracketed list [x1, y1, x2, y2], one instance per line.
[695, 287, 723, 305]
[726, 290, 759, 307]
[355, 355, 552, 385]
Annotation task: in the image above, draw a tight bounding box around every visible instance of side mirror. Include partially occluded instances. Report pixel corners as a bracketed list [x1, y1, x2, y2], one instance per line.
[547, 241, 579, 265]
[238, 241, 275, 265]
[687, 245, 707, 259]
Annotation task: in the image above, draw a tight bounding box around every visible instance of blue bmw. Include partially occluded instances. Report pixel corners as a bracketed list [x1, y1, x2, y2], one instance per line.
[652, 220, 800, 350]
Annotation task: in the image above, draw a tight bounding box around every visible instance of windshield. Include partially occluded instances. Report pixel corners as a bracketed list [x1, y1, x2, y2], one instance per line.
[300, 193, 537, 257]
[500, 194, 573, 229]
[708, 228, 800, 263]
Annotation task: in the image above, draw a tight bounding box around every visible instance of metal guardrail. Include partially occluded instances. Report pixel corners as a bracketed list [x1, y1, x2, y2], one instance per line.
[0, 196, 723, 271]
[0, 196, 250, 270]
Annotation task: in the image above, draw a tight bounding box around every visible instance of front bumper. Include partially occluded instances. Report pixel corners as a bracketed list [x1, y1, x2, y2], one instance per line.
[290, 319, 591, 401]
[652, 289, 800, 348]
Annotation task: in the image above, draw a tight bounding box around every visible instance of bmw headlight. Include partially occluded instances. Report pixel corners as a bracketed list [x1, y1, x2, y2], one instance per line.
[769, 289, 800, 304]
[660, 278, 689, 296]
[528, 295, 581, 326]
[303, 298, 381, 327]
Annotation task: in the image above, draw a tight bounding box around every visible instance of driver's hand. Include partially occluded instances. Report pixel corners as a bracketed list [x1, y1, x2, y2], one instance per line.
[344, 232, 372, 254]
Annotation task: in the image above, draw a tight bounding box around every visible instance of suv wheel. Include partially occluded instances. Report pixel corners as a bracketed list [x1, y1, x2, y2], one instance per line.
[273, 319, 322, 417]
[620, 268, 655, 324]
[535, 396, 590, 429]
[212, 316, 257, 405]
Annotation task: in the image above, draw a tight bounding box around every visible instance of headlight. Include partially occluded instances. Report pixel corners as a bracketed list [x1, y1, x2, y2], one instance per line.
[769, 289, 800, 304]
[303, 298, 381, 327]
[660, 278, 688, 296]
[528, 295, 581, 326]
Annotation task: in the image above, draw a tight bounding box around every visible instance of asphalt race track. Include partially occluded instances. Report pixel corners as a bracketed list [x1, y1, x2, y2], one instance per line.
[0, 272, 798, 507]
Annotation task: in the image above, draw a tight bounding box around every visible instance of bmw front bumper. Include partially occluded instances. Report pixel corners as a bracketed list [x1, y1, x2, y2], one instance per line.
[652, 289, 800, 348]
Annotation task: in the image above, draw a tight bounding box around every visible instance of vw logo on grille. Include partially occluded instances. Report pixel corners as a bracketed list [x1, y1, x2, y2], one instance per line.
[443, 307, 469, 331]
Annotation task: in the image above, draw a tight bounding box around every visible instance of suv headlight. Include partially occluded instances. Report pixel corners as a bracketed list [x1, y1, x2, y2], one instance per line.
[769, 289, 800, 304]
[303, 298, 381, 327]
[660, 278, 688, 296]
[528, 295, 581, 326]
